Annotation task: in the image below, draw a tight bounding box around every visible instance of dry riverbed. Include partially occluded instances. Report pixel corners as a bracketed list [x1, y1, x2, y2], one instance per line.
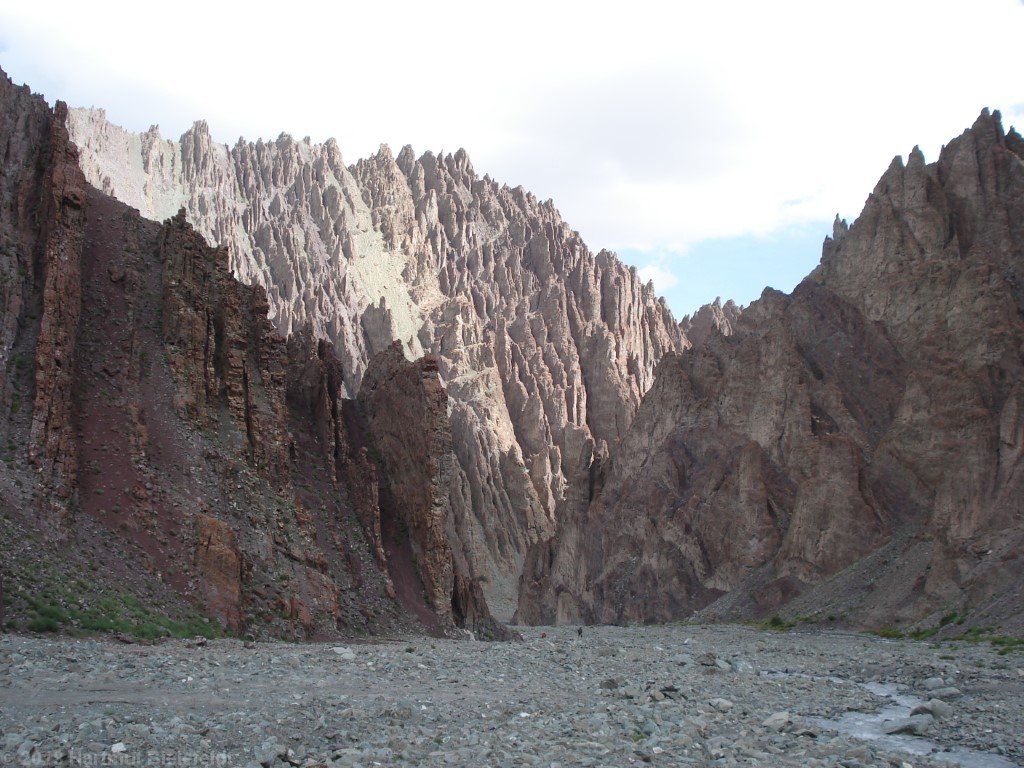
[0, 624, 1021, 767]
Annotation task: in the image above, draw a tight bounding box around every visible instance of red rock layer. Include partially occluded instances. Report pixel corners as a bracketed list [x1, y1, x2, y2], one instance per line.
[0, 69, 507, 640]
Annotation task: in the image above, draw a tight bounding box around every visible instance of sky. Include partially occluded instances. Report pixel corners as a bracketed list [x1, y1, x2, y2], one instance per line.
[1, 0, 1023, 318]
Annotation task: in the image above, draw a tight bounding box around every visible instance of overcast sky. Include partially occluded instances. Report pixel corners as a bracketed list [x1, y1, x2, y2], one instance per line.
[2, 0, 1023, 317]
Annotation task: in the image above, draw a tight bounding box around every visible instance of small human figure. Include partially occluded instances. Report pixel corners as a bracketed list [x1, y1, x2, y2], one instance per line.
[577, 626, 583, 639]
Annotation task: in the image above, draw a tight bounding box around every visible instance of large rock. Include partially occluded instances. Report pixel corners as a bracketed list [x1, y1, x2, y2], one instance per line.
[357, 341, 511, 638]
[518, 111, 1024, 630]
[67, 112, 686, 617]
[680, 297, 741, 348]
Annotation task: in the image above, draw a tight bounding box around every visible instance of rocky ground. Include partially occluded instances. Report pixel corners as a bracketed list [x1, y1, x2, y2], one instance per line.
[1, 625, 1021, 767]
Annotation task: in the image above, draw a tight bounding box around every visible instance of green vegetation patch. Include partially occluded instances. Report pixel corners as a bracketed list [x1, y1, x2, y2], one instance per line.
[13, 587, 225, 641]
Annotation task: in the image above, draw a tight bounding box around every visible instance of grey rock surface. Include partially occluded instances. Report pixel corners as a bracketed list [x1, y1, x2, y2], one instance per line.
[518, 110, 1024, 633]
[1, 625, 1020, 767]
[66, 110, 686, 619]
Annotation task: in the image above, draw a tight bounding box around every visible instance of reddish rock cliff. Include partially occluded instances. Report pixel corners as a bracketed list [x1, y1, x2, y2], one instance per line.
[355, 342, 512, 638]
[67, 112, 687, 618]
[0, 69, 507, 640]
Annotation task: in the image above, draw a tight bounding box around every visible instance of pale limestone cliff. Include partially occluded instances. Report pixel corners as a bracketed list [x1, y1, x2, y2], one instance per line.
[67, 111, 686, 617]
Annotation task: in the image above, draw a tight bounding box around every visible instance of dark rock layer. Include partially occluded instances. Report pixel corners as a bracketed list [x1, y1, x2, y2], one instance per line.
[519, 111, 1024, 634]
[67, 110, 687, 617]
[0, 69, 503, 640]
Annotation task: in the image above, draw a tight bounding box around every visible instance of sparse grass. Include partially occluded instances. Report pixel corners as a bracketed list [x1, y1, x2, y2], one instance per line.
[946, 626, 1023, 655]
[27, 615, 60, 632]
[764, 615, 796, 630]
[12, 586, 225, 641]
[754, 614, 815, 631]
[988, 636, 1024, 655]
[909, 627, 938, 640]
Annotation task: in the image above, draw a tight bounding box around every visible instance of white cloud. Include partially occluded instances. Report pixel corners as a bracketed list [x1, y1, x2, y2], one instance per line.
[1, 0, 1023, 292]
[637, 264, 679, 294]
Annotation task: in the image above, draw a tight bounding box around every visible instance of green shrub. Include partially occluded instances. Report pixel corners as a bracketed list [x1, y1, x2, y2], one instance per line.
[27, 615, 60, 632]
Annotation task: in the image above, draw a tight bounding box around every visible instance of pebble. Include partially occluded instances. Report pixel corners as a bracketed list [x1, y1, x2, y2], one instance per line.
[0, 626, 1019, 767]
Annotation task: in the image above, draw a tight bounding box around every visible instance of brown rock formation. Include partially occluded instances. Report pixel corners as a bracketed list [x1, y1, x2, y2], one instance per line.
[519, 111, 1024, 633]
[357, 343, 455, 622]
[193, 514, 243, 632]
[680, 297, 741, 348]
[353, 341, 511, 638]
[0, 68, 507, 640]
[159, 210, 291, 487]
[67, 113, 686, 617]
[0, 79, 89, 526]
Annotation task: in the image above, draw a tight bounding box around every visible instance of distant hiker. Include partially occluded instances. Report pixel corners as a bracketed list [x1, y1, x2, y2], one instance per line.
[577, 626, 583, 639]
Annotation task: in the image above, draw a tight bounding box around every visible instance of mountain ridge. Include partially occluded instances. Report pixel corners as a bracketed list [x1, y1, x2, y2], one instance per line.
[517, 109, 1024, 635]
[67, 106, 688, 619]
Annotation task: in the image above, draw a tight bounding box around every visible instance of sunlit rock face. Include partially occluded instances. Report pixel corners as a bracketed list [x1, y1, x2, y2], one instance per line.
[518, 111, 1024, 632]
[68, 110, 686, 617]
[680, 297, 741, 348]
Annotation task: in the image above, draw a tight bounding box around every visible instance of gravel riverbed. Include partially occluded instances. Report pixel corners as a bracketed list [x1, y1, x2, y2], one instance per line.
[1, 625, 1021, 767]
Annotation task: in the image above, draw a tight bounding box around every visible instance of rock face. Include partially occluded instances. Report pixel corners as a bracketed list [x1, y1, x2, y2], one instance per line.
[0, 73, 88, 527]
[67, 110, 686, 617]
[519, 111, 1024, 632]
[193, 514, 244, 632]
[680, 297, 741, 348]
[356, 342, 512, 638]
[0, 69, 504, 639]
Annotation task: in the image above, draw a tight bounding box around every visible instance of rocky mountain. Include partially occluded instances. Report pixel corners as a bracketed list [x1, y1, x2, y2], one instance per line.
[0, 68, 511, 640]
[518, 111, 1024, 634]
[67, 109, 686, 618]
[680, 297, 741, 347]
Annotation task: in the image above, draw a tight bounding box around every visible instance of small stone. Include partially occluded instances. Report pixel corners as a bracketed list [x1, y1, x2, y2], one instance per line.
[256, 741, 286, 767]
[921, 676, 945, 690]
[709, 698, 734, 712]
[762, 711, 793, 731]
[884, 714, 934, 735]
[910, 698, 953, 719]
[111, 743, 127, 754]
